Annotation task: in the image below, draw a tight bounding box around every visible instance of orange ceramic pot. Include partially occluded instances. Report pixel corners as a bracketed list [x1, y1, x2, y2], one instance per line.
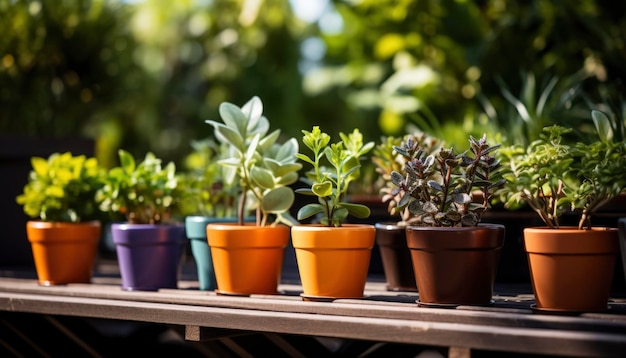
[207, 223, 289, 295]
[291, 224, 375, 300]
[524, 227, 619, 312]
[26, 221, 101, 286]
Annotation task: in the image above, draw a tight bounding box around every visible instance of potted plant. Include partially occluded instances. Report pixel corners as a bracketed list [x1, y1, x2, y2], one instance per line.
[371, 131, 442, 291]
[497, 114, 626, 312]
[204, 96, 302, 295]
[291, 126, 375, 301]
[390, 134, 506, 307]
[96, 149, 186, 291]
[16, 152, 104, 285]
[180, 139, 240, 291]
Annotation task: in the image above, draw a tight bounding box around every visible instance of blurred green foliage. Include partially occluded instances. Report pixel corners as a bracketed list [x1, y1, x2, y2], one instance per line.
[1, 0, 625, 179]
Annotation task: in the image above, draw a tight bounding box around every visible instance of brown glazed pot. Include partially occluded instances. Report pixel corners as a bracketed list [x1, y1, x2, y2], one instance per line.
[406, 223, 505, 307]
[375, 223, 417, 291]
[524, 227, 619, 312]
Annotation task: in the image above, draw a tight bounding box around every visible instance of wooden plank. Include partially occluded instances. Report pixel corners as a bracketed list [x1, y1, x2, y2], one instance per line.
[0, 291, 625, 357]
[1, 278, 625, 336]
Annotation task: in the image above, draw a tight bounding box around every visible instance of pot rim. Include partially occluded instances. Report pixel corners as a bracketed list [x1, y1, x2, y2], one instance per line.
[406, 223, 505, 232]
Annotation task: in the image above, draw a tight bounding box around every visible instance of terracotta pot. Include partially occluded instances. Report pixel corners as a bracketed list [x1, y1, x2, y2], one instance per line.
[207, 223, 289, 295]
[406, 224, 505, 307]
[375, 223, 417, 291]
[112, 223, 186, 291]
[26, 221, 101, 286]
[524, 227, 619, 312]
[291, 224, 375, 300]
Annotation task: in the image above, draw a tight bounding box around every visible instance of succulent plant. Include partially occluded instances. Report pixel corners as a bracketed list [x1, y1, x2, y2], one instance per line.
[372, 131, 442, 225]
[497, 115, 626, 230]
[390, 134, 505, 227]
[96, 150, 182, 224]
[179, 138, 238, 218]
[16, 152, 104, 222]
[295, 126, 375, 227]
[206, 96, 302, 226]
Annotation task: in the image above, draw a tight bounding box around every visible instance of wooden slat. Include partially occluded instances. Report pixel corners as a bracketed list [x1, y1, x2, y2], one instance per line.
[1, 277, 624, 336]
[0, 291, 625, 357]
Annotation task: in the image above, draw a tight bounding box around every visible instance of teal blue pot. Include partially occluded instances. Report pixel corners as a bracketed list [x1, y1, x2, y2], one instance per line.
[185, 216, 255, 290]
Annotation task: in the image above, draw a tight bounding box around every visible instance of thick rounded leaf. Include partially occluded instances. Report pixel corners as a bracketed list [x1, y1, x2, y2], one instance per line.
[214, 123, 244, 151]
[295, 188, 316, 196]
[337, 202, 370, 218]
[312, 181, 332, 197]
[275, 138, 299, 163]
[219, 102, 247, 135]
[297, 203, 325, 220]
[241, 96, 263, 130]
[390, 171, 404, 186]
[277, 171, 299, 186]
[259, 129, 280, 152]
[262, 186, 294, 213]
[273, 163, 302, 177]
[251, 166, 275, 189]
[453, 193, 472, 205]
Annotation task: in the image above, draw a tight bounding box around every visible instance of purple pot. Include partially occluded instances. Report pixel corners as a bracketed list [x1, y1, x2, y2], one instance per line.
[111, 223, 185, 291]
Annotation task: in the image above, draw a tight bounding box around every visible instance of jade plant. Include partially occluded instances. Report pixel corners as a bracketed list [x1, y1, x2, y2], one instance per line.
[96, 149, 183, 224]
[206, 96, 302, 226]
[179, 138, 238, 218]
[390, 134, 506, 227]
[296, 126, 375, 227]
[16, 152, 104, 222]
[497, 113, 626, 230]
[372, 131, 442, 225]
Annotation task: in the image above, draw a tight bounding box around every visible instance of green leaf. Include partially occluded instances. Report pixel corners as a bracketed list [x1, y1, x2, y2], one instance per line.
[297, 203, 325, 220]
[262, 186, 294, 213]
[214, 123, 245, 151]
[219, 102, 247, 136]
[312, 181, 332, 197]
[295, 188, 316, 196]
[31, 157, 48, 177]
[118, 150, 135, 175]
[337, 202, 371, 218]
[591, 110, 613, 143]
[295, 153, 315, 166]
[275, 138, 299, 163]
[251, 166, 275, 189]
[218, 157, 241, 167]
[245, 133, 261, 161]
[276, 171, 299, 186]
[241, 96, 263, 130]
[259, 129, 280, 152]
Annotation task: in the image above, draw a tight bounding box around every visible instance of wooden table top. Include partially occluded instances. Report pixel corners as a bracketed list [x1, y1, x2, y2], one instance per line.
[1, 260, 625, 357]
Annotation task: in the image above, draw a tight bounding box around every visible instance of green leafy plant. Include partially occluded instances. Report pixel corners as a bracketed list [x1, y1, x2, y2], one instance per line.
[372, 131, 442, 225]
[16, 152, 104, 222]
[206, 96, 302, 226]
[96, 150, 182, 224]
[296, 126, 375, 227]
[497, 116, 626, 230]
[390, 134, 505, 227]
[179, 139, 238, 218]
